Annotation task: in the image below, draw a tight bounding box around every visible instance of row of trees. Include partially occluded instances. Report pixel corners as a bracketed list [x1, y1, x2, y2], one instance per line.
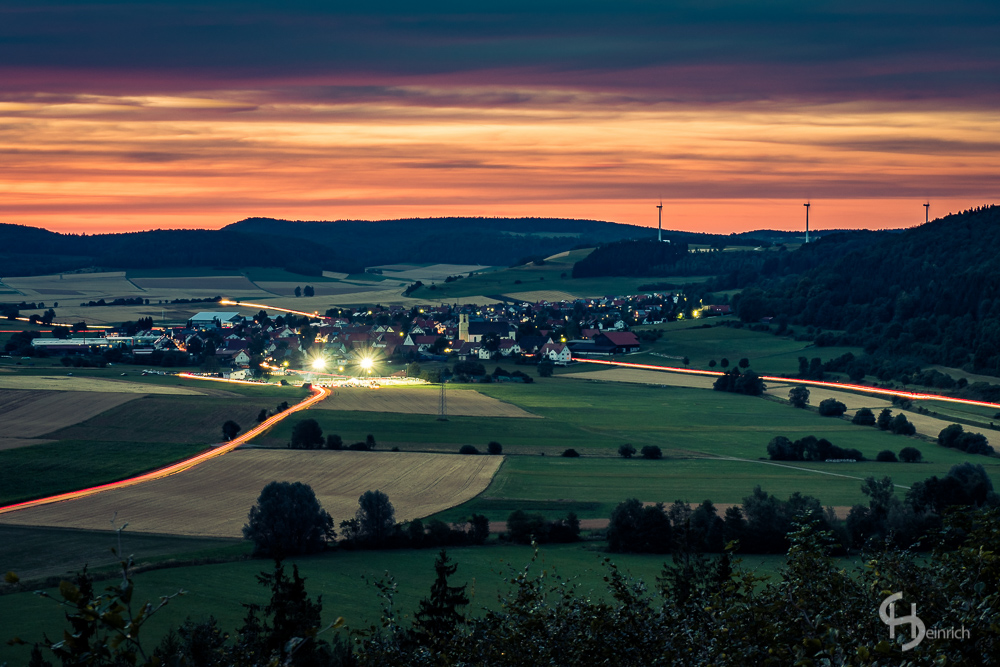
[242, 483, 493, 557]
[766, 435, 863, 462]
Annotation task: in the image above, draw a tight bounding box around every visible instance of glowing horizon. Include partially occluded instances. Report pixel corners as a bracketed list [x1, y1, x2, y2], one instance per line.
[1, 4, 996, 235]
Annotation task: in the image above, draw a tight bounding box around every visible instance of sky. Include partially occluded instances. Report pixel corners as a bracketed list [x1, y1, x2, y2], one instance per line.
[1, 1, 998, 235]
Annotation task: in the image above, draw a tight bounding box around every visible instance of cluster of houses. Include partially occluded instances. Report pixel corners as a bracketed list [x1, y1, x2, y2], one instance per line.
[32, 292, 688, 372]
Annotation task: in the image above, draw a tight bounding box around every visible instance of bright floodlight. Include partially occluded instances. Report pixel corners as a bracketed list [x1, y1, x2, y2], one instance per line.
[311, 357, 327, 371]
[359, 357, 374, 371]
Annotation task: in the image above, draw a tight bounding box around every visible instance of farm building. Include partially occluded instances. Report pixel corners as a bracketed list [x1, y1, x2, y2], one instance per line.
[190, 312, 244, 329]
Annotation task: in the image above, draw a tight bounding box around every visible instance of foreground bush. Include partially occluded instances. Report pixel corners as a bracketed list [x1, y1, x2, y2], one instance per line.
[20, 509, 1000, 665]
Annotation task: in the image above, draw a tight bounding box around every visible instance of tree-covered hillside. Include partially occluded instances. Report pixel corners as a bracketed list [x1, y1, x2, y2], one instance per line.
[732, 205, 1000, 374]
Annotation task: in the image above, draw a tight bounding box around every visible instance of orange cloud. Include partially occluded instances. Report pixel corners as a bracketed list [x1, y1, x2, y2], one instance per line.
[0, 91, 995, 234]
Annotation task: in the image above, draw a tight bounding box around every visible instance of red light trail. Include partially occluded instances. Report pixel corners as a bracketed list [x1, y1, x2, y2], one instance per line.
[577, 358, 1000, 410]
[0, 380, 330, 516]
[218, 299, 325, 320]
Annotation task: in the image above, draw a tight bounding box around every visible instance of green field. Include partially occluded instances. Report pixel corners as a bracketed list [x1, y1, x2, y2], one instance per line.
[0, 525, 245, 582]
[0, 541, 791, 665]
[0, 367, 312, 503]
[628, 323, 864, 376]
[408, 249, 708, 300]
[0, 440, 208, 505]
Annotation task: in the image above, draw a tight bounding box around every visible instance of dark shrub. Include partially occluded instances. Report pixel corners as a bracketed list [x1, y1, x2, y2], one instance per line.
[640, 445, 663, 460]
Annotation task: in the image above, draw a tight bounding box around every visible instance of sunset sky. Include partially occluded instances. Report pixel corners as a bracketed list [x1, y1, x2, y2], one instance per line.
[1, 1, 997, 235]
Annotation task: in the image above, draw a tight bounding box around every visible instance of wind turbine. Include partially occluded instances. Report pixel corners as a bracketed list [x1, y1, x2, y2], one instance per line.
[656, 201, 663, 242]
[804, 202, 811, 244]
[924, 202, 930, 224]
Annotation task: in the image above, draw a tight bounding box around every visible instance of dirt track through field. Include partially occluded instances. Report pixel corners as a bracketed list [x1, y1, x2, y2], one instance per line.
[315, 386, 539, 418]
[0, 389, 141, 438]
[0, 450, 503, 537]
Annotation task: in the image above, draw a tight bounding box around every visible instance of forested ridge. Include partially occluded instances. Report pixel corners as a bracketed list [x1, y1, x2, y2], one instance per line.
[731, 205, 1000, 374]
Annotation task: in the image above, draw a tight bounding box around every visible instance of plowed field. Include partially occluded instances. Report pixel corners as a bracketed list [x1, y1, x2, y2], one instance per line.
[0, 389, 141, 438]
[315, 386, 539, 418]
[0, 450, 503, 537]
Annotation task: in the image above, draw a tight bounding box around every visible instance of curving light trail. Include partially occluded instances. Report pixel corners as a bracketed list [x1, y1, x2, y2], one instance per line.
[0, 380, 330, 516]
[576, 358, 1000, 410]
[218, 299, 325, 320]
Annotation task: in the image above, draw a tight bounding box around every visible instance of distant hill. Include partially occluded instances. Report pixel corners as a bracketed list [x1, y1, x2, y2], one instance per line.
[224, 217, 655, 269]
[1, 216, 768, 277]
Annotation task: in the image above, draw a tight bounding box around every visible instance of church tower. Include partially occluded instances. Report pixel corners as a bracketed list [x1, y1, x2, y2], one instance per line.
[459, 313, 470, 342]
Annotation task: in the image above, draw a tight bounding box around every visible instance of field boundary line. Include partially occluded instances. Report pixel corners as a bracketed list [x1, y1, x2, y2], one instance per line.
[711, 454, 911, 490]
[0, 382, 330, 516]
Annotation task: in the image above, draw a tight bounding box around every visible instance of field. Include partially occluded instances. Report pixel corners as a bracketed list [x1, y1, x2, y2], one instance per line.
[313, 385, 539, 418]
[0, 367, 315, 503]
[627, 323, 865, 377]
[404, 249, 709, 301]
[0, 389, 141, 441]
[0, 374, 202, 394]
[0, 450, 503, 537]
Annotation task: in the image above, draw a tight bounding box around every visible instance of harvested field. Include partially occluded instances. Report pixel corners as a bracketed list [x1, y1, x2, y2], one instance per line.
[503, 290, 579, 302]
[0, 375, 202, 395]
[0, 389, 141, 438]
[372, 263, 490, 282]
[315, 385, 539, 418]
[3, 272, 141, 301]
[255, 281, 384, 297]
[560, 368, 717, 390]
[765, 383, 893, 412]
[0, 438, 54, 451]
[130, 276, 262, 292]
[0, 450, 504, 537]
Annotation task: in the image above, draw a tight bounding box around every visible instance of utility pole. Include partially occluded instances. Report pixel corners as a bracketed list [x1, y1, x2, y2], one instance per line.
[437, 381, 448, 421]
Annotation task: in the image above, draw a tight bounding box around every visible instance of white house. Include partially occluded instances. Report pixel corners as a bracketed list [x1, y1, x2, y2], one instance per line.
[540, 343, 572, 365]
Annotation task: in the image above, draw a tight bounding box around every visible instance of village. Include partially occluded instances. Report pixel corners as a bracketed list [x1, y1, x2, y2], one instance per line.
[21, 291, 731, 381]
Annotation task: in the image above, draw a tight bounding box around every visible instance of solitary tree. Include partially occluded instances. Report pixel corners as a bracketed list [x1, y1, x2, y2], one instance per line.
[256, 408, 268, 424]
[303, 285, 315, 297]
[641, 445, 663, 460]
[409, 550, 470, 649]
[739, 358, 750, 369]
[817, 398, 847, 417]
[294, 286, 302, 297]
[618, 443, 637, 458]
[537, 360, 554, 377]
[222, 420, 241, 441]
[487, 441, 503, 455]
[356, 490, 396, 544]
[242, 481, 335, 557]
[788, 385, 810, 408]
[720, 358, 730, 368]
[325, 434, 343, 450]
[852, 407, 876, 426]
[290, 418, 324, 449]
[899, 446, 923, 463]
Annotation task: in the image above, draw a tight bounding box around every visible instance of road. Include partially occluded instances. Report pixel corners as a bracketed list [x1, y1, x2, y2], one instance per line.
[0, 379, 330, 516]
